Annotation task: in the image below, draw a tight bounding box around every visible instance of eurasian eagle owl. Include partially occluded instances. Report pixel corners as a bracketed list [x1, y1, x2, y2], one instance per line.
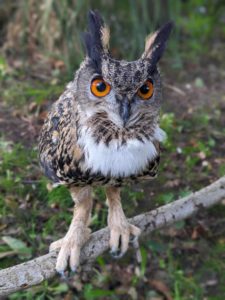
[39, 10, 173, 275]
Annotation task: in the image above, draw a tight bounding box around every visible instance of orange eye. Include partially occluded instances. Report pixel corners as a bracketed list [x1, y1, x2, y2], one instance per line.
[91, 77, 111, 97]
[137, 79, 154, 100]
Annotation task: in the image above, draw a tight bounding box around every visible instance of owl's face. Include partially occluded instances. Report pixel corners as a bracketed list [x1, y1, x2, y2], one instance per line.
[73, 11, 172, 143]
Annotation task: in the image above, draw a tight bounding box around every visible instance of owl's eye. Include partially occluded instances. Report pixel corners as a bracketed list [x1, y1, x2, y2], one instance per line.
[91, 77, 111, 97]
[137, 79, 154, 100]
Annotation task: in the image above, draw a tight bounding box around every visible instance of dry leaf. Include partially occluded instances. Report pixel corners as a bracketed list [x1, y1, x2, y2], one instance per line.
[0, 251, 17, 259]
[149, 279, 172, 300]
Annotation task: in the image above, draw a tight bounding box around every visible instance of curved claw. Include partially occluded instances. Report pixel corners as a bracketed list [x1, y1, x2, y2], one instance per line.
[110, 248, 124, 259]
[129, 235, 138, 243]
[58, 268, 78, 280]
[58, 270, 67, 279]
[109, 223, 141, 259]
[50, 226, 91, 274]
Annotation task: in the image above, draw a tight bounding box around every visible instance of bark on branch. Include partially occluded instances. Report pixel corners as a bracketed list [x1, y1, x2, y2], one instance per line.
[0, 176, 225, 297]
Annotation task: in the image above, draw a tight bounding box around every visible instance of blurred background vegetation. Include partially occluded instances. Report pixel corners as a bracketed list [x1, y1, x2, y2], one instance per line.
[0, 0, 225, 299]
[1, 0, 225, 76]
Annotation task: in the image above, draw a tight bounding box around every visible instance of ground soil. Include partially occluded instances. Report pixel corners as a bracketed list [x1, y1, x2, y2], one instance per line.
[0, 61, 225, 299]
[1, 63, 225, 146]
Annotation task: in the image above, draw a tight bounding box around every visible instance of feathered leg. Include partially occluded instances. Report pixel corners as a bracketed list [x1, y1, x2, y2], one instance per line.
[50, 186, 93, 273]
[106, 186, 141, 258]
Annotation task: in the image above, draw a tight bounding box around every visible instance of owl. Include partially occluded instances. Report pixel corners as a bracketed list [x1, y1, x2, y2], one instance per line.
[39, 10, 173, 275]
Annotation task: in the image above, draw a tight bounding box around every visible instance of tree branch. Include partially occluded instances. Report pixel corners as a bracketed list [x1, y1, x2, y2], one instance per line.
[0, 176, 225, 297]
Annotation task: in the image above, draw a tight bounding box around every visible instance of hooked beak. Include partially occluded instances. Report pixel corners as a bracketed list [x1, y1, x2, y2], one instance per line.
[119, 97, 131, 125]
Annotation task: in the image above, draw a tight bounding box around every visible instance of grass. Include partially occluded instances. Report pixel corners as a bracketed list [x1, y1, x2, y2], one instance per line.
[0, 92, 224, 298]
[0, 58, 224, 297]
[0, 1, 225, 298]
[3, 0, 225, 78]
[13, 0, 179, 73]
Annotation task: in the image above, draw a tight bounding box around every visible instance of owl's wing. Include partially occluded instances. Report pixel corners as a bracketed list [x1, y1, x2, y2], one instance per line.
[39, 90, 83, 185]
[137, 140, 161, 180]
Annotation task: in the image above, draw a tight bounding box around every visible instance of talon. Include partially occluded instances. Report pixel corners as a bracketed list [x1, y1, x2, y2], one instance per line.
[110, 249, 120, 258]
[109, 224, 141, 260]
[129, 236, 134, 242]
[51, 226, 91, 273]
[117, 251, 125, 259]
[129, 235, 137, 243]
[131, 236, 139, 247]
[110, 248, 121, 258]
[58, 270, 66, 279]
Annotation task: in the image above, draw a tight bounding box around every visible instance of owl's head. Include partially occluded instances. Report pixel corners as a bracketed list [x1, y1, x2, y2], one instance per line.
[73, 10, 173, 142]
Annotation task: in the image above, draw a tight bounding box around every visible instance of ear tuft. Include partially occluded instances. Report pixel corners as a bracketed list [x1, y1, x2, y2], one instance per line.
[101, 25, 110, 50]
[82, 10, 109, 70]
[142, 21, 174, 65]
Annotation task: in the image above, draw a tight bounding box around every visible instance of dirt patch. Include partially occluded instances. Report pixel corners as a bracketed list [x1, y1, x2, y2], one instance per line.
[0, 64, 225, 148]
[0, 101, 40, 147]
[163, 63, 225, 116]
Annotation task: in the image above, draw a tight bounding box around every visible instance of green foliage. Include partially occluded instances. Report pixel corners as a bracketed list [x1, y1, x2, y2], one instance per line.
[176, 0, 225, 60]
[0, 55, 8, 79]
[0, 1, 225, 298]
[9, 281, 69, 300]
[0, 141, 36, 196]
[1, 76, 64, 107]
[2, 236, 32, 259]
[219, 164, 225, 176]
[173, 269, 203, 300]
[83, 284, 114, 300]
[5, 0, 224, 76]
[160, 113, 176, 151]
[139, 246, 148, 277]
[5, 0, 180, 76]
[47, 185, 72, 208]
[0, 96, 224, 299]
[155, 192, 175, 205]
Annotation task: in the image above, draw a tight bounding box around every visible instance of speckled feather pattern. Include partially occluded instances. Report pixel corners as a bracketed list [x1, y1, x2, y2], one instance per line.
[38, 10, 173, 273]
[38, 13, 172, 188]
[39, 84, 162, 187]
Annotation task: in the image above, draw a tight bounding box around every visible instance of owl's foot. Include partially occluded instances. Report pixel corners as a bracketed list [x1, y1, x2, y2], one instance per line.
[106, 186, 141, 258]
[109, 220, 141, 258]
[49, 222, 91, 274]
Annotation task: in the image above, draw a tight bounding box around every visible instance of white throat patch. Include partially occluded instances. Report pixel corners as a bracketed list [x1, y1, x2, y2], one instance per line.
[79, 126, 166, 177]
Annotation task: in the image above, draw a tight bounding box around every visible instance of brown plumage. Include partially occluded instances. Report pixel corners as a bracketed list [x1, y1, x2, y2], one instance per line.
[39, 10, 173, 274]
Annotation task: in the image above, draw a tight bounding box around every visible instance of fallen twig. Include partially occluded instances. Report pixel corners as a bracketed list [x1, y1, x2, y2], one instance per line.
[0, 176, 225, 297]
[163, 82, 186, 96]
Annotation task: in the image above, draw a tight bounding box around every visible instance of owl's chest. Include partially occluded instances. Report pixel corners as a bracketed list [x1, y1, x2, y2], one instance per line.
[78, 129, 158, 178]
